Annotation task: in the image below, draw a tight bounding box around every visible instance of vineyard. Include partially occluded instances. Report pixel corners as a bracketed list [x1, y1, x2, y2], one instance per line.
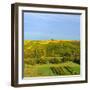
[24, 40, 80, 77]
[50, 65, 79, 75]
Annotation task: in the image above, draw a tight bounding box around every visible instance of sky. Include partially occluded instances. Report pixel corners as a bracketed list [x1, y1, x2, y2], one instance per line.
[24, 12, 80, 40]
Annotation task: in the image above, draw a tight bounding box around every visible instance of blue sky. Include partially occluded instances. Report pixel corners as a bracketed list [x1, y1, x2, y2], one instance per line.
[24, 12, 80, 40]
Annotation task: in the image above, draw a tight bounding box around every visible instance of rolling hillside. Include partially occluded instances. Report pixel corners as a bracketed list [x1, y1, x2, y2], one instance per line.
[24, 40, 80, 77]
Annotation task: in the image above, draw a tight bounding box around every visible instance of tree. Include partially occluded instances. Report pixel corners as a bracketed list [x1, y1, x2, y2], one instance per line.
[51, 38, 54, 41]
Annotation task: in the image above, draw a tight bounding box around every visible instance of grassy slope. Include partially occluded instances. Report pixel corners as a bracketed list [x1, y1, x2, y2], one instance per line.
[24, 62, 80, 77]
[24, 40, 80, 77]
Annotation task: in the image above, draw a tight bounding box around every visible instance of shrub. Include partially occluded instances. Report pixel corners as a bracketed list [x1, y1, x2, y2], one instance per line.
[24, 58, 36, 65]
[73, 56, 80, 64]
[48, 57, 62, 64]
[36, 57, 47, 64]
[62, 56, 72, 62]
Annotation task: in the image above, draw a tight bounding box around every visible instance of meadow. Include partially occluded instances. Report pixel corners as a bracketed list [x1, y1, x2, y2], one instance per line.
[24, 40, 80, 77]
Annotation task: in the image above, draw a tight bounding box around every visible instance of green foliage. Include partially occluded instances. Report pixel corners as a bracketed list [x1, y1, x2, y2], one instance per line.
[36, 57, 47, 64]
[24, 40, 80, 65]
[24, 58, 36, 65]
[48, 57, 62, 64]
[73, 56, 80, 64]
[24, 40, 80, 77]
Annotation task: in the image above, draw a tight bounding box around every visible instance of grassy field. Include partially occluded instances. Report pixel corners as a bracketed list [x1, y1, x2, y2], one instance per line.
[24, 62, 80, 77]
[24, 40, 80, 77]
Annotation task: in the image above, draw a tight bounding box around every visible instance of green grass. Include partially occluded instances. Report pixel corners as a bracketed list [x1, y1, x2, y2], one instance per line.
[36, 65, 54, 76]
[24, 62, 80, 77]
